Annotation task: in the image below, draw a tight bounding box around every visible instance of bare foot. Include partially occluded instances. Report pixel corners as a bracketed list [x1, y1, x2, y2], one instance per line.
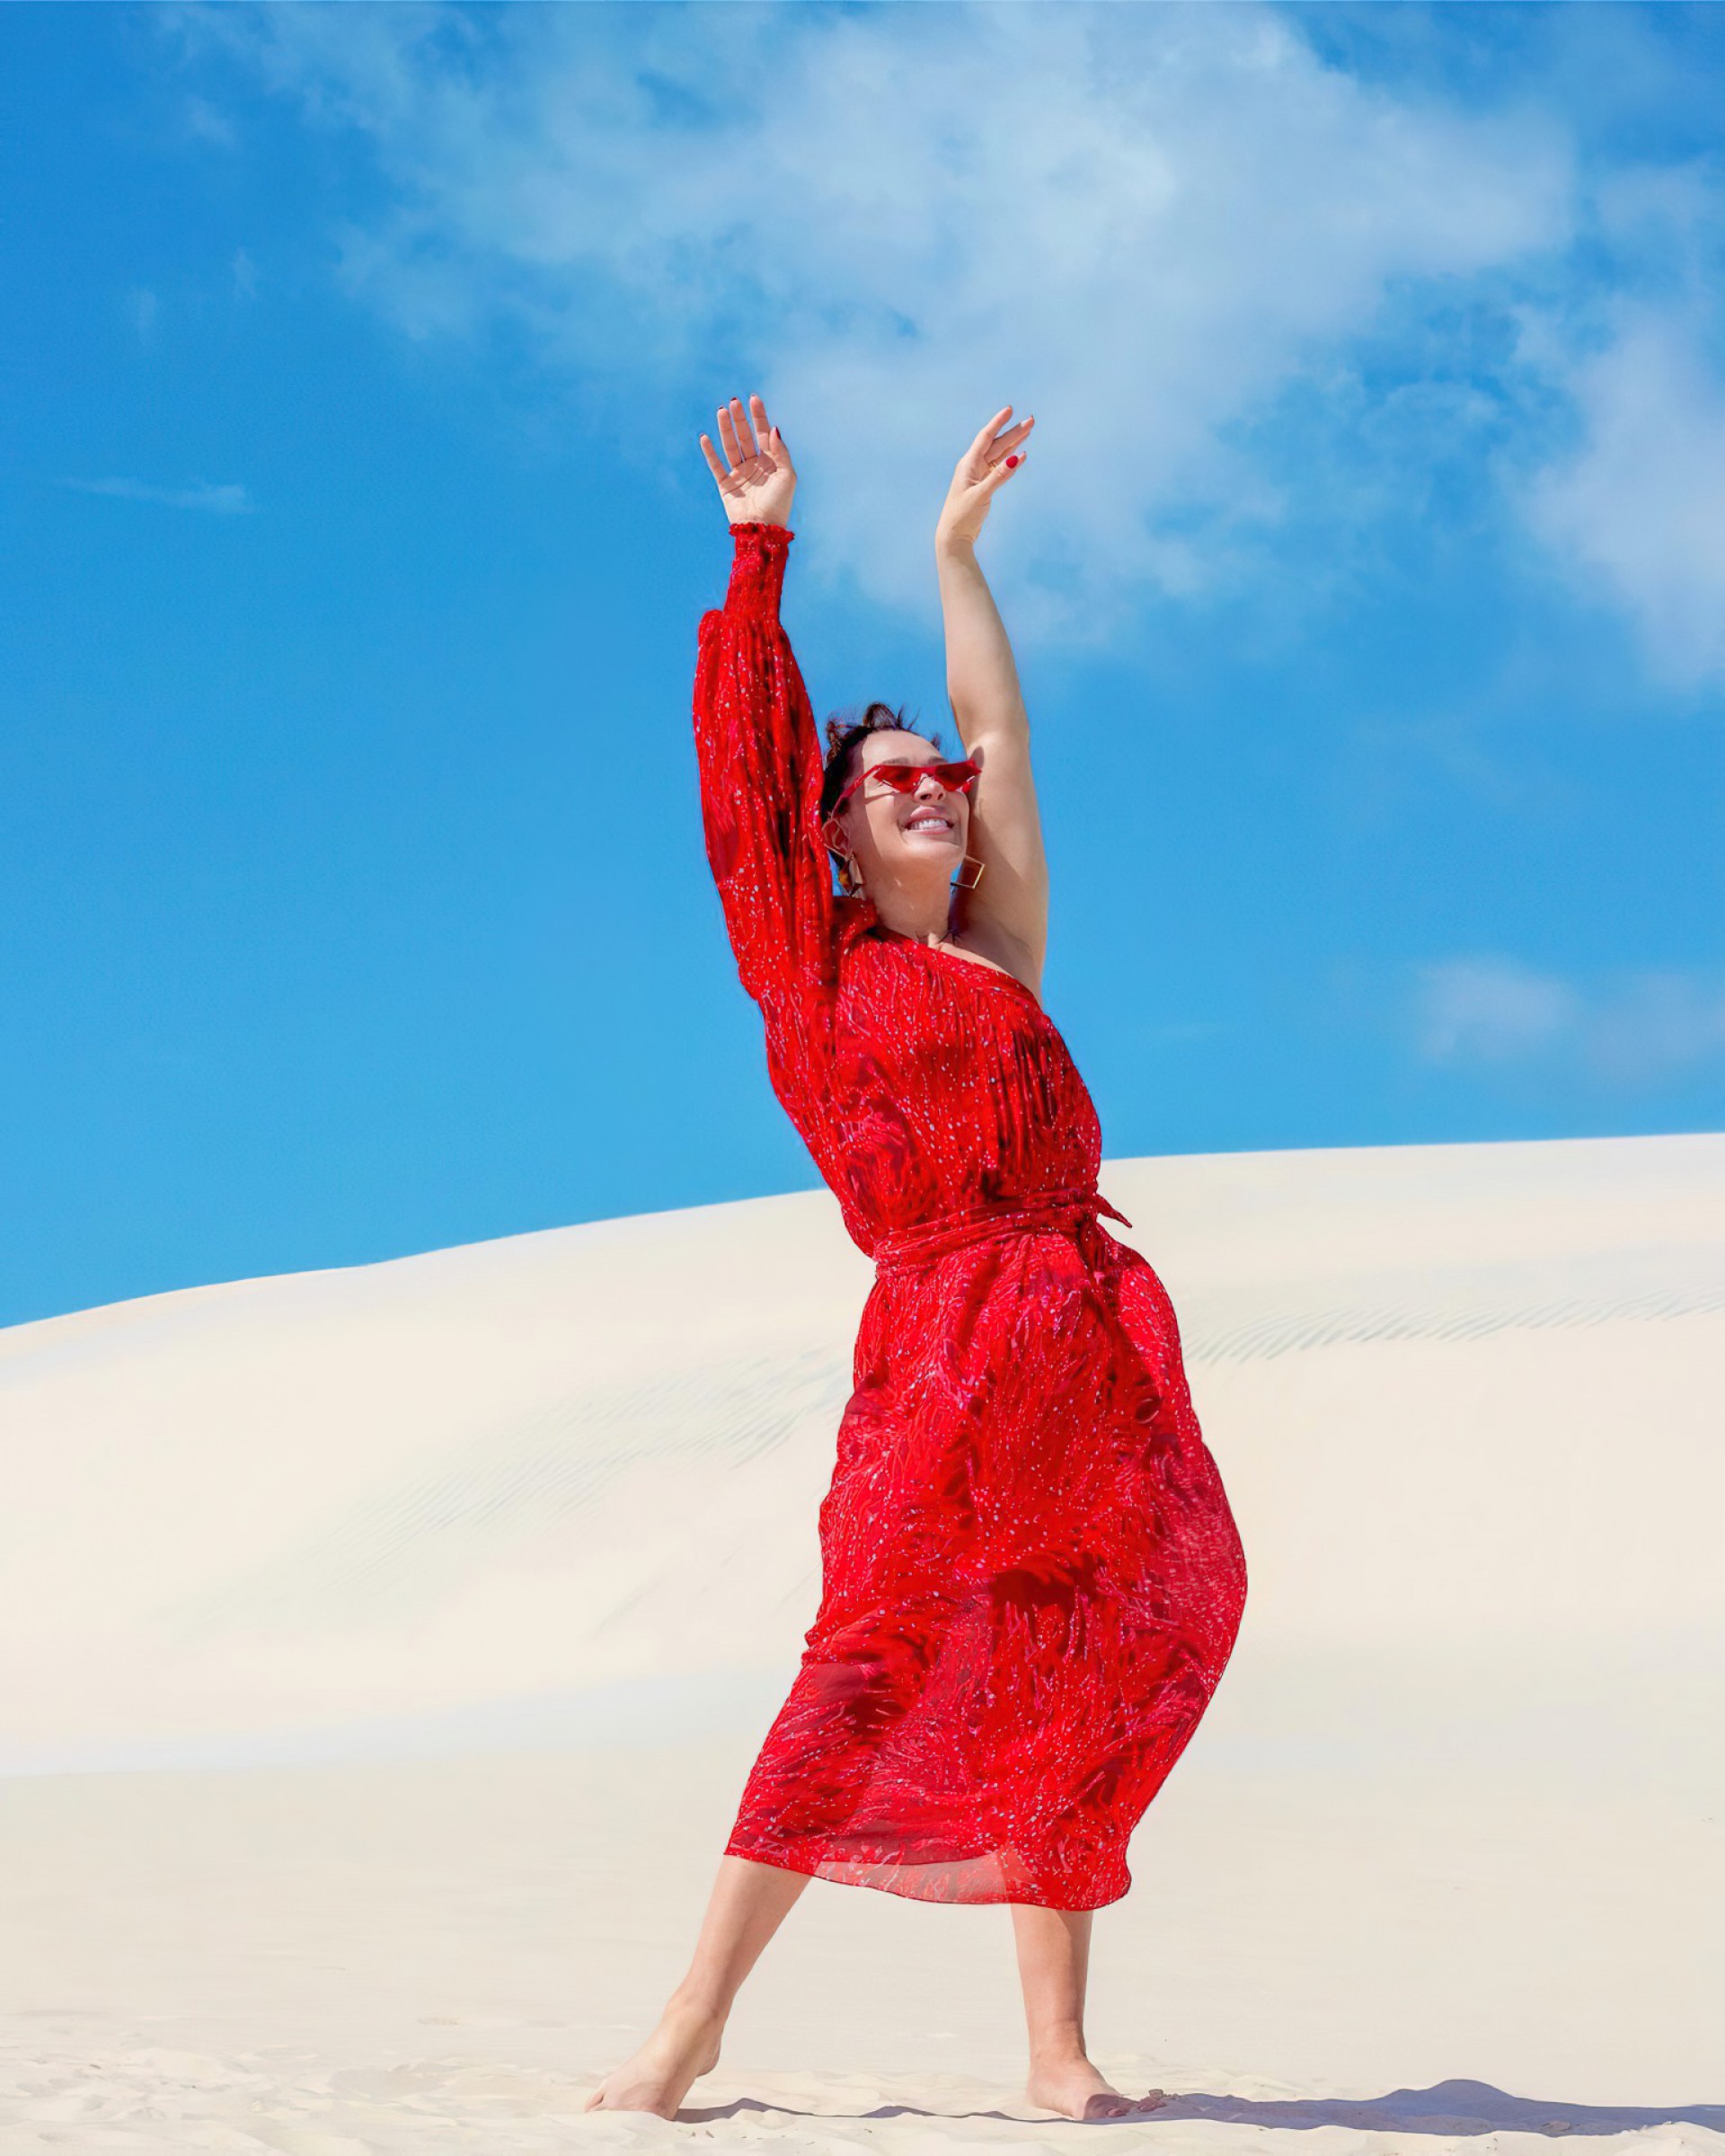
[583, 1998, 725, 2118]
[1027, 2057, 1163, 2121]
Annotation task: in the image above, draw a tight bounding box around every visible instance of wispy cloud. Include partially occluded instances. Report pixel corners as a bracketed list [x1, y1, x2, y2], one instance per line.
[1414, 958, 1580, 1065]
[173, 4, 1572, 641]
[1522, 305, 1725, 691]
[1414, 957, 1725, 1085]
[170, 3, 1725, 683]
[181, 90, 235, 148]
[64, 477, 256, 515]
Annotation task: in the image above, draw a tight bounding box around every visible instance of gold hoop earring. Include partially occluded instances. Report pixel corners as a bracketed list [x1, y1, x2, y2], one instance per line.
[952, 853, 986, 891]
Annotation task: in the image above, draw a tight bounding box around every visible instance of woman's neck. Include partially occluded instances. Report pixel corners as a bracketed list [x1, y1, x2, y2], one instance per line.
[867, 888, 955, 943]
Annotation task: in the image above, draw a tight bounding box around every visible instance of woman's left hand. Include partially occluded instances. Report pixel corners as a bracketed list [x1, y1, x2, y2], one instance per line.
[935, 406, 1032, 552]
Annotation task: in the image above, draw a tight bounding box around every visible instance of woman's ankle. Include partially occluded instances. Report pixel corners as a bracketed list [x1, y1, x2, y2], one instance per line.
[664, 1984, 729, 2029]
[1028, 2032, 1092, 2071]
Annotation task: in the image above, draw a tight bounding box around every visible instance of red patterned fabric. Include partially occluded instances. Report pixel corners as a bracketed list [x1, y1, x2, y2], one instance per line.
[694, 520, 1248, 1910]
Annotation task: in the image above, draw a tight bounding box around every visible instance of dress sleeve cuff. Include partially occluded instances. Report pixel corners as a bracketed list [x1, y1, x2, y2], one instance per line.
[725, 520, 795, 617]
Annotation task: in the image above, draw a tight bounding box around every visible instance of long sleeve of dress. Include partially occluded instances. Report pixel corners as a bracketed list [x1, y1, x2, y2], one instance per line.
[692, 520, 844, 1162]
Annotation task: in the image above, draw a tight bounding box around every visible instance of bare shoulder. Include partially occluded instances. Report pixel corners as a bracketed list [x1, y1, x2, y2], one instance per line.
[946, 926, 1042, 999]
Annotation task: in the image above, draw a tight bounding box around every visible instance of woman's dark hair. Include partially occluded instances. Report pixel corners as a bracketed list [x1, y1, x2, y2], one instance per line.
[818, 702, 944, 892]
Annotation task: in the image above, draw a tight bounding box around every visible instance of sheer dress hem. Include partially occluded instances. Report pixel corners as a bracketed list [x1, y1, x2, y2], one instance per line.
[721, 1834, 1130, 1913]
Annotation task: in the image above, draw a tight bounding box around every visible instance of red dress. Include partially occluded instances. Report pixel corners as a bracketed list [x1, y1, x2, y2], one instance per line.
[693, 520, 1248, 1911]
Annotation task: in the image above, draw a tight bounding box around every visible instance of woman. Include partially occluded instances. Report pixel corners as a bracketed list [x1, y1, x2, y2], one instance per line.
[586, 394, 1248, 2123]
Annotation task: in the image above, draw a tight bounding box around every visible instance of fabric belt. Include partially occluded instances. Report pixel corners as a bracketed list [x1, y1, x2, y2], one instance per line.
[871, 1187, 1135, 1273]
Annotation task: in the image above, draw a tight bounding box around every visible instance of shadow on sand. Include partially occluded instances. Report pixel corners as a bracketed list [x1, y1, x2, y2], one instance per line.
[690, 2076, 1725, 2134]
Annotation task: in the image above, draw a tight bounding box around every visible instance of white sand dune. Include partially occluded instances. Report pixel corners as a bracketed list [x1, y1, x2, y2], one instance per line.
[1, 1134, 1721, 2151]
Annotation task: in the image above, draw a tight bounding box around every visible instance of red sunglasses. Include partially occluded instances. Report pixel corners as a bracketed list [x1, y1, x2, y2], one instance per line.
[829, 758, 980, 813]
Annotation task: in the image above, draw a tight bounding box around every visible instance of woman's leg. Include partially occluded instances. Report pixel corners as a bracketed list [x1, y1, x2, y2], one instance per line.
[584, 1854, 811, 2116]
[1011, 1903, 1163, 2121]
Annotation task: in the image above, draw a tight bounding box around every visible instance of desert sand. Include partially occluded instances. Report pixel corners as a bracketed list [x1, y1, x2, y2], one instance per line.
[1, 1132, 1721, 2151]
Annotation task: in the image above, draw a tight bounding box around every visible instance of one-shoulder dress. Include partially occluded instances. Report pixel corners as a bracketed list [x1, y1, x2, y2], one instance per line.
[692, 519, 1247, 1912]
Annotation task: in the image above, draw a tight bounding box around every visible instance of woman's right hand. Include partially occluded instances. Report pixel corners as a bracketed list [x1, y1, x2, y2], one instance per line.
[935, 405, 1031, 554]
[699, 394, 797, 527]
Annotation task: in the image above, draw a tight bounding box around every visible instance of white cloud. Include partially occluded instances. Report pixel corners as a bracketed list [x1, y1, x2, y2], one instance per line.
[1584, 968, 1725, 1086]
[181, 91, 236, 148]
[175, 3, 1571, 640]
[1414, 958, 1579, 1064]
[66, 477, 255, 515]
[1414, 957, 1725, 1085]
[1522, 306, 1725, 689]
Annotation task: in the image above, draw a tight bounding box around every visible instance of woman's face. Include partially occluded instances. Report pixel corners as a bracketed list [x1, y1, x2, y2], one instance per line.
[828, 730, 970, 894]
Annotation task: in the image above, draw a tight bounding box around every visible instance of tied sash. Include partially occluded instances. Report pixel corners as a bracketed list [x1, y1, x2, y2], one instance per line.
[871, 1188, 1134, 1273]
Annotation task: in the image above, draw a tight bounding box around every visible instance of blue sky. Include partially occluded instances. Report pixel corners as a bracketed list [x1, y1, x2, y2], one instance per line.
[3, 2, 1722, 1329]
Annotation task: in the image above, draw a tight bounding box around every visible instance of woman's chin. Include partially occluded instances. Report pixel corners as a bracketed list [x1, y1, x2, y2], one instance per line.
[892, 854, 961, 886]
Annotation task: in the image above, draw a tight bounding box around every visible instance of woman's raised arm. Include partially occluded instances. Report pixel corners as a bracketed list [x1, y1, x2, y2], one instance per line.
[933, 407, 1049, 977]
[691, 397, 839, 1017]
